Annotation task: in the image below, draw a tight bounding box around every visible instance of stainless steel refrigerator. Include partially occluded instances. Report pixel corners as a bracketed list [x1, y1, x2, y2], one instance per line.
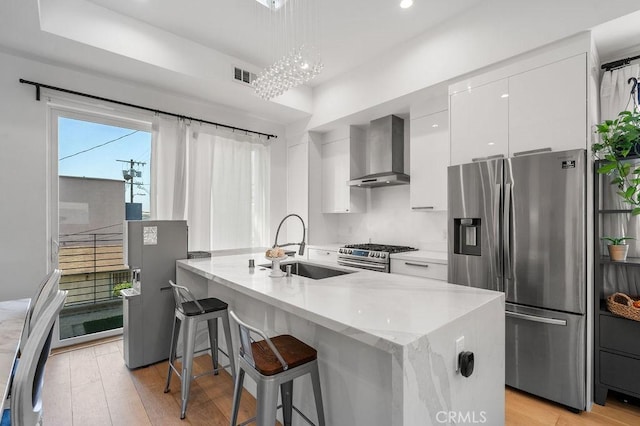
[448, 149, 586, 411]
[122, 220, 188, 369]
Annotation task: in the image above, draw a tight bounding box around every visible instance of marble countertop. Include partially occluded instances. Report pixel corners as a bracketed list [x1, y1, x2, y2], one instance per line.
[389, 250, 448, 264]
[0, 298, 30, 402]
[177, 251, 502, 351]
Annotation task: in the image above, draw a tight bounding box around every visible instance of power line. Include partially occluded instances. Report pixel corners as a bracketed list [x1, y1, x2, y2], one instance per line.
[59, 130, 140, 161]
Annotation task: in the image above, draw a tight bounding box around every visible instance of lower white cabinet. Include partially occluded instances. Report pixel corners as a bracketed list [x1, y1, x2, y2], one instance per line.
[307, 248, 338, 263]
[390, 259, 447, 281]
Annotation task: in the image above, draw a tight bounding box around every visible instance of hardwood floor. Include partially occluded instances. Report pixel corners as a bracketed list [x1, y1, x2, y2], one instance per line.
[44, 338, 640, 425]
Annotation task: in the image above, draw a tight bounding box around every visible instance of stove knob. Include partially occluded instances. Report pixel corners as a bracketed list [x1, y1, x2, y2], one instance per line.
[381, 253, 387, 259]
[348, 249, 353, 254]
[369, 253, 374, 257]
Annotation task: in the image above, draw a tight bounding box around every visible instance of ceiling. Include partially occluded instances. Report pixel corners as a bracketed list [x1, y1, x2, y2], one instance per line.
[85, 0, 481, 86]
[1, 1, 640, 127]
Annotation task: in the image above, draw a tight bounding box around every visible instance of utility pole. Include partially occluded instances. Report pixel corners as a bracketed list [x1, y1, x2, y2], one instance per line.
[117, 159, 146, 203]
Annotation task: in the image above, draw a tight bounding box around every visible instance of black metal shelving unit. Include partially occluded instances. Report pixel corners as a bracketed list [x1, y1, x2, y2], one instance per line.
[594, 159, 640, 405]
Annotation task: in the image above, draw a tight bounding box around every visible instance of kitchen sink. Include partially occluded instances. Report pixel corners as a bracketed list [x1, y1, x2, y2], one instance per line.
[262, 261, 353, 280]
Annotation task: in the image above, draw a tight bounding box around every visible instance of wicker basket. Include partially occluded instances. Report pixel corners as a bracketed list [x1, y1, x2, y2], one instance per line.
[606, 292, 640, 322]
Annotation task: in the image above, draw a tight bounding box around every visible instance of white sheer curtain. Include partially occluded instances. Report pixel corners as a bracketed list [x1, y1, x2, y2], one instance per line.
[600, 64, 640, 296]
[151, 117, 270, 251]
[150, 116, 188, 220]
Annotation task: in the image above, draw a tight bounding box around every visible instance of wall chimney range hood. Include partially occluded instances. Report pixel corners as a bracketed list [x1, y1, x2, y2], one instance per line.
[348, 115, 410, 188]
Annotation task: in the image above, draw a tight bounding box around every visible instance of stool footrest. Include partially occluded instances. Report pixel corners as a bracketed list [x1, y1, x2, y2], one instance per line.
[235, 404, 318, 426]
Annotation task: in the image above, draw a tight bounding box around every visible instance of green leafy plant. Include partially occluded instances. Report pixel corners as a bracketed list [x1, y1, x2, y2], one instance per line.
[601, 236, 634, 245]
[592, 109, 640, 214]
[113, 281, 132, 297]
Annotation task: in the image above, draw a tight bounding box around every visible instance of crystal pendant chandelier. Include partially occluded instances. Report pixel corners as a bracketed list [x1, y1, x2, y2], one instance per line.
[252, 0, 323, 100]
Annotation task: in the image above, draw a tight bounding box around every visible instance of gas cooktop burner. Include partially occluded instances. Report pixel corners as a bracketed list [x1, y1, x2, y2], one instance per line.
[342, 243, 418, 254]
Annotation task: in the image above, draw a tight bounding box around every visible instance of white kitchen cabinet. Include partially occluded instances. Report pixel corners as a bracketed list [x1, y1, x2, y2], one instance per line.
[410, 110, 449, 211]
[321, 127, 366, 213]
[287, 140, 308, 242]
[508, 54, 586, 155]
[450, 54, 587, 165]
[450, 79, 509, 165]
[390, 259, 447, 281]
[307, 247, 338, 263]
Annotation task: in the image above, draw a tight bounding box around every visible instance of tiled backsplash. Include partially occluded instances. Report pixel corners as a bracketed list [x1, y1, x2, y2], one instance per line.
[335, 185, 447, 251]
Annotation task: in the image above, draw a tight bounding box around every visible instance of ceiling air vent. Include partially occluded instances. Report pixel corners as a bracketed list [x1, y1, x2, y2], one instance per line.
[233, 66, 257, 86]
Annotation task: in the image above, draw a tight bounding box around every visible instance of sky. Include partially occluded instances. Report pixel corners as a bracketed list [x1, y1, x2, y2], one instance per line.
[57, 117, 152, 212]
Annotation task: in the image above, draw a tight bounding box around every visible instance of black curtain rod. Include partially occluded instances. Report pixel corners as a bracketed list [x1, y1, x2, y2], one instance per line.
[18, 78, 277, 140]
[601, 54, 640, 71]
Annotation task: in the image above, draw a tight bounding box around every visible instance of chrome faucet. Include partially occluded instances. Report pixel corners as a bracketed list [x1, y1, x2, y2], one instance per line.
[272, 213, 306, 256]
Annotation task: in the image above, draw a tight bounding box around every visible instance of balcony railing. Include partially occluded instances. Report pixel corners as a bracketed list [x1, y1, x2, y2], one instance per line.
[58, 232, 129, 306]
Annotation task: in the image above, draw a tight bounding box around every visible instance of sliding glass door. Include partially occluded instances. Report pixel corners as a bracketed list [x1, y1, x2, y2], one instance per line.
[49, 103, 151, 347]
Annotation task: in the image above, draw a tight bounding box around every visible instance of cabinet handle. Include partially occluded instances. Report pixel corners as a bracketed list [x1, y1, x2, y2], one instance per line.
[513, 148, 552, 157]
[405, 262, 429, 268]
[412, 207, 434, 210]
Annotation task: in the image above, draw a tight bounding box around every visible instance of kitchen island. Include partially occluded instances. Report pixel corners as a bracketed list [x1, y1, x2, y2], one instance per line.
[176, 252, 504, 426]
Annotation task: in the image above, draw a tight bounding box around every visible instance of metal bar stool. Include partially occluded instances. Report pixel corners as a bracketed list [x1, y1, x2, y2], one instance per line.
[229, 311, 326, 426]
[164, 280, 236, 419]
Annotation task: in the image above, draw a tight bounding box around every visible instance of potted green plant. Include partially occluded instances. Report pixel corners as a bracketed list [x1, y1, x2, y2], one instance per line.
[592, 109, 640, 214]
[113, 281, 133, 297]
[602, 237, 634, 261]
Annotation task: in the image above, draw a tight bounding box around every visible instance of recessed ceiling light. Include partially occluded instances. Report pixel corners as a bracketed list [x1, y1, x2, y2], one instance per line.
[400, 0, 414, 9]
[432, 124, 439, 128]
[501, 93, 509, 98]
[488, 142, 495, 146]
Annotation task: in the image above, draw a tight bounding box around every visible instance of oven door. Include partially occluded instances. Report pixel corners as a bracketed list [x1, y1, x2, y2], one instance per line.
[337, 258, 389, 273]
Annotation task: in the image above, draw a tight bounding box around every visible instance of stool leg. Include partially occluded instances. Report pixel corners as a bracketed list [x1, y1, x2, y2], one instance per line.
[180, 317, 197, 420]
[256, 380, 278, 426]
[221, 312, 236, 380]
[164, 315, 180, 393]
[207, 317, 219, 375]
[280, 380, 293, 426]
[230, 367, 245, 426]
[310, 362, 326, 426]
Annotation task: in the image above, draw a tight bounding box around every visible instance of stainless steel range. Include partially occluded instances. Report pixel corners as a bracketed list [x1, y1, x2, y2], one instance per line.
[337, 243, 417, 273]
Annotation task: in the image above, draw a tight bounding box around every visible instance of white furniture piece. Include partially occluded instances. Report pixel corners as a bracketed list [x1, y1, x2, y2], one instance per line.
[176, 252, 505, 426]
[229, 310, 325, 426]
[164, 280, 235, 420]
[3, 290, 66, 426]
[390, 256, 447, 281]
[449, 53, 587, 165]
[19, 269, 61, 354]
[410, 110, 449, 211]
[321, 126, 366, 213]
[306, 247, 338, 263]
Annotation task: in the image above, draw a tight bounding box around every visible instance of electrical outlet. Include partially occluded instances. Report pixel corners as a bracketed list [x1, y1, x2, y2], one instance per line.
[455, 336, 465, 371]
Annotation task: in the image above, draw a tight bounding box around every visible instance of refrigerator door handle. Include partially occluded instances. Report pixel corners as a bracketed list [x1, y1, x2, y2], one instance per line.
[494, 183, 502, 278]
[506, 310, 567, 326]
[504, 183, 513, 280]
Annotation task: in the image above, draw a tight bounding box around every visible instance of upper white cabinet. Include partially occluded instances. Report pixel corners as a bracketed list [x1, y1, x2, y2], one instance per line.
[410, 110, 449, 211]
[450, 53, 587, 165]
[321, 127, 366, 213]
[450, 79, 509, 165]
[508, 54, 586, 155]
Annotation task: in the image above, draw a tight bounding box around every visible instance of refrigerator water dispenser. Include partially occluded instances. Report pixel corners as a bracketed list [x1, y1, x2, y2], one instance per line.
[454, 218, 481, 256]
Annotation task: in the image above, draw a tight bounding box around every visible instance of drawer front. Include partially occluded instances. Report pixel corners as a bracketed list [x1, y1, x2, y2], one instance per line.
[600, 315, 640, 356]
[600, 351, 640, 396]
[390, 259, 447, 280]
[307, 248, 337, 263]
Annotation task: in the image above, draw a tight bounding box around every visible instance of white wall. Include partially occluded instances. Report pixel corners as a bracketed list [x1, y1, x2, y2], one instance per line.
[335, 186, 447, 251]
[0, 49, 286, 301]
